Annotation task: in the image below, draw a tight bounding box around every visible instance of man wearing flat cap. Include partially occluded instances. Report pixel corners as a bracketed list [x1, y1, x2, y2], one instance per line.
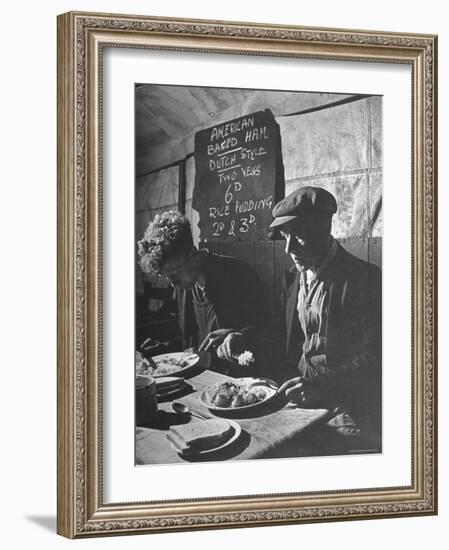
[273, 186, 382, 451]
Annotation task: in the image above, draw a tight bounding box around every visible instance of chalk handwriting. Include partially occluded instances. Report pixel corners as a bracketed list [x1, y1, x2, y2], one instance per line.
[244, 126, 269, 143]
[210, 117, 255, 142]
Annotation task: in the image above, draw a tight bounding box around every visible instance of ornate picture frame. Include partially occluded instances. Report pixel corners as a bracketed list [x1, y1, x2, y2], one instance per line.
[57, 11, 437, 538]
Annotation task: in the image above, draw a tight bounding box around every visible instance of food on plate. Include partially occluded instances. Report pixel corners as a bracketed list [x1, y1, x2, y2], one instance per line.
[151, 355, 190, 374]
[136, 351, 198, 376]
[166, 418, 233, 455]
[207, 381, 238, 407]
[205, 379, 272, 409]
[136, 351, 151, 375]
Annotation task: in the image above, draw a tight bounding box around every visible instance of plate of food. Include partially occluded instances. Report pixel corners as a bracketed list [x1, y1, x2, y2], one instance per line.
[166, 418, 242, 458]
[136, 351, 200, 378]
[199, 377, 279, 414]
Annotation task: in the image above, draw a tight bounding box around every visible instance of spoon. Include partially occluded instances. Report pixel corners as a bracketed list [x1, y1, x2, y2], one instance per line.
[172, 402, 209, 420]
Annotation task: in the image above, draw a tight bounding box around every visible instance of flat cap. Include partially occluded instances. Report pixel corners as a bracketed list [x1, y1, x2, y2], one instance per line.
[269, 186, 337, 229]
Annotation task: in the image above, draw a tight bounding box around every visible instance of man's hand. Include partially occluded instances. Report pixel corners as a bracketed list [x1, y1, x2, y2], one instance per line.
[198, 329, 237, 353]
[216, 332, 245, 362]
[278, 376, 322, 408]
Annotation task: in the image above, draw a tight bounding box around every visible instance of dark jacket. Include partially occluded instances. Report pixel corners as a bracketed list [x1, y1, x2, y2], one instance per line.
[282, 242, 382, 428]
[175, 251, 269, 357]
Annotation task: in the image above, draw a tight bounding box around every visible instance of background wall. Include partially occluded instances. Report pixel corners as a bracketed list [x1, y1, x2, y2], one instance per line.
[0, 1, 446, 549]
[136, 88, 382, 236]
[136, 89, 382, 240]
[136, 88, 382, 324]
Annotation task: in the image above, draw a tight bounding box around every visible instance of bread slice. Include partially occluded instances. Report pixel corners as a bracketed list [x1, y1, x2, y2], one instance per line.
[166, 418, 233, 455]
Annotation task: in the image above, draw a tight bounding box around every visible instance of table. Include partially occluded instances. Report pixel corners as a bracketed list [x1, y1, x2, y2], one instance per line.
[136, 370, 331, 464]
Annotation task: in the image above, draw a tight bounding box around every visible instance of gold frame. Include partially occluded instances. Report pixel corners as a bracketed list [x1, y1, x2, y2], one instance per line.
[57, 11, 438, 539]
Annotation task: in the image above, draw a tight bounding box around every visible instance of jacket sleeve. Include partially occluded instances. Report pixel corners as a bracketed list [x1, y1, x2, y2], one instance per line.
[313, 265, 382, 412]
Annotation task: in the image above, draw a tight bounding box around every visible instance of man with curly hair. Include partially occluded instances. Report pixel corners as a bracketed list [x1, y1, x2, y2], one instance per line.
[138, 211, 269, 374]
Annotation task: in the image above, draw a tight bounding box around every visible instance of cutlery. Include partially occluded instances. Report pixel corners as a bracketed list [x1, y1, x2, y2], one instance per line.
[172, 402, 209, 420]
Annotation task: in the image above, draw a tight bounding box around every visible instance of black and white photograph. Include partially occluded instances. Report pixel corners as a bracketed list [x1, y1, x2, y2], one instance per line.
[134, 84, 383, 465]
[2, 0, 443, 543]
[51, 5, 438, 540]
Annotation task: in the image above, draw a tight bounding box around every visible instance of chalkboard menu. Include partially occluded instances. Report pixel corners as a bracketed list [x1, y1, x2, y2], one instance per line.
[192, 109, 285, 241]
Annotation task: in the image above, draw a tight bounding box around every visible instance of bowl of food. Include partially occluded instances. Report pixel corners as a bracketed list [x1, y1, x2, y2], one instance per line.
[199, 377, 279, 416]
